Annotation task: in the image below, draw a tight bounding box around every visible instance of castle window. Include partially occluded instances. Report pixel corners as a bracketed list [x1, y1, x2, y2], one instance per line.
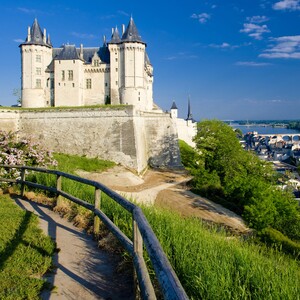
[36, 67, 41, 75]
[115, 58, 118, 62]
[105, 83, 108, 87]
[94, 60, 99, 67]
[36, 79, 41, 88]
[73, 60, 75, 64]
[61, 70, 65, 81]
[72, 83, 75, 87]
[86, 79, 92, 89]
[36, 55, 41, 63]
[116, 81, 118, 85]
[115, 68, 118, 72]
[68, 70, 73, 81]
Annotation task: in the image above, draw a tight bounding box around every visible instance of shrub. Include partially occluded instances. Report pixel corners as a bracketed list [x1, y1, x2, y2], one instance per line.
[259, 227, 300, 257]
[0, 130, 57, 181]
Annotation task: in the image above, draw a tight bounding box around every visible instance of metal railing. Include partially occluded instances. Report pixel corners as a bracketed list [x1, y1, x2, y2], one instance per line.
[0, 164, 188, 300]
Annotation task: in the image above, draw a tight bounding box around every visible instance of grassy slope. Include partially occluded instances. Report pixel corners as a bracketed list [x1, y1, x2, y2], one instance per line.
[29, 154, 300, 299]
[0, 195, 55, 299]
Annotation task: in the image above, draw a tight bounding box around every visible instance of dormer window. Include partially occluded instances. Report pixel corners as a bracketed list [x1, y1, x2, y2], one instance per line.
[94, 60, 99, 67]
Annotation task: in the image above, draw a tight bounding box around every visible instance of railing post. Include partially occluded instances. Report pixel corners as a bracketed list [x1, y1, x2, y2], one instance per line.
[133, 218, 143, 300]
[56, 174, 63, 206]
[20, 167, 26, 197]
[94, 187, 101, 235]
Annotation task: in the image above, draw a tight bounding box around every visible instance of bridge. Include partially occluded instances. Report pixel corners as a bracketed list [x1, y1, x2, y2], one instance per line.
[256, 133, 300, 144]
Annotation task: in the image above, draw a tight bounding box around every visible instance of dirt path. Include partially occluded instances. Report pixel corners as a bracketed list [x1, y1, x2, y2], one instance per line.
[78, 166, 250, 234]
[14, 197, 133, 300]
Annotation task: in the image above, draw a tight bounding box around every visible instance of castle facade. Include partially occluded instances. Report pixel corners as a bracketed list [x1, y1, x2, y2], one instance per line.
[20, 18, 154, 111]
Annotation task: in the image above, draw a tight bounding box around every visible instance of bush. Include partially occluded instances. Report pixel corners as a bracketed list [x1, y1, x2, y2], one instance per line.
[259, 227, 300, 257]
[0, 130, 57, 181]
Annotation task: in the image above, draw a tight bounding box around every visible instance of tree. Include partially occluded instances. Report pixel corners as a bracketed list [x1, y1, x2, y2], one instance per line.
[183, 119, 300, 241]
[12, 88, 21, 104]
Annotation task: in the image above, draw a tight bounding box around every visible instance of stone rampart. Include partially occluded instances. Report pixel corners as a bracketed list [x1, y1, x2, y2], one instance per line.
[0, 107, 181, 173]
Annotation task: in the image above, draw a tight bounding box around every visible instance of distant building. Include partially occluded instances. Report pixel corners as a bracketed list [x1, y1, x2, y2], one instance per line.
[170, 98, 197, 147]
[19, 18, 154, 111]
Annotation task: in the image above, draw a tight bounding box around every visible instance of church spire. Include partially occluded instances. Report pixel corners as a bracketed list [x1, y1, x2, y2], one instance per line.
[186, 95, 193, 121]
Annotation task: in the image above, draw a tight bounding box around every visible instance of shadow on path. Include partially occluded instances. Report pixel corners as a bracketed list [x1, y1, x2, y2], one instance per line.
[14, 196, 133, 300]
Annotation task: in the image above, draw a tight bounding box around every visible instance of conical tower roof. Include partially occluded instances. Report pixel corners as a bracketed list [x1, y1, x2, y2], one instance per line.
[110, 26, 121, 44]
[122, 17, 145, 44]
[171, 101, 178, 110]
[20, 18, 52, 48]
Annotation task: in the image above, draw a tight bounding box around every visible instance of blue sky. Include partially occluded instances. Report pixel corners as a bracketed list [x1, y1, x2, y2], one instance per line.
[1, 0, 300, 120]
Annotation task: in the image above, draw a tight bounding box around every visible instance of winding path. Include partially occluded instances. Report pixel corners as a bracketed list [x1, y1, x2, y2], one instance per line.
[14, 197, 133, 300]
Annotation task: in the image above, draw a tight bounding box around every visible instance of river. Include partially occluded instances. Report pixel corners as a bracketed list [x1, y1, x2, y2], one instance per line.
[230, 124, 300, 135]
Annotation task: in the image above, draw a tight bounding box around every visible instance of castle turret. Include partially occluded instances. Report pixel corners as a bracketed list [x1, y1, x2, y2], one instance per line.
[19, 19, 53, 107]
[170, 101, 178, 119]
[108, 27, 121, 105]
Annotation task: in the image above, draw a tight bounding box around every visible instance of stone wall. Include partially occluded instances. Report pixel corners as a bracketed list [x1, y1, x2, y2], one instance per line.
[0, 107, 181, 173]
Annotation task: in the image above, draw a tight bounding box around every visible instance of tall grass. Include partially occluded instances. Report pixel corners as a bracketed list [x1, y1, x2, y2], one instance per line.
[0, 195, 55, 299]
[28, 154, 300, 299]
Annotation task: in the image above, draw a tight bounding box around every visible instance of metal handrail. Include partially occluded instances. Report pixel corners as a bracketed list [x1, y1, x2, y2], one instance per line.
[0, 164, 189, 300]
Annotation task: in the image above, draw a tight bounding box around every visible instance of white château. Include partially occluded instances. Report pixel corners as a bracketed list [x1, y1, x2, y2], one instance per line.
[19, 18, 154, 111]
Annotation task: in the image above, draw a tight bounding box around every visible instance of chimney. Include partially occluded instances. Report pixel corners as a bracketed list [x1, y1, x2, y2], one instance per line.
[80, 44, 83, 60]
[43, 28, 47, 43]
[27, 26, 31, 42]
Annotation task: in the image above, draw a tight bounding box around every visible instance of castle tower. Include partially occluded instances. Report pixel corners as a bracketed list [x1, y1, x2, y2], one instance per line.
[119, 18, 147, 110]
[108, 27, 121, 105]
[19, 19, 53, 107]
[170, 101, 178, 119]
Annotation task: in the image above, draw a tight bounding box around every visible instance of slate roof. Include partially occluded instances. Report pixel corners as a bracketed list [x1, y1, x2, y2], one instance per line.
[20, 18, 52, 48]
[121, 17, 145, 44]
[54, 44, 80, 60]
[171, 101, 178, 110]
[110, 27, 121, 44]
[50, 44, 110, 67]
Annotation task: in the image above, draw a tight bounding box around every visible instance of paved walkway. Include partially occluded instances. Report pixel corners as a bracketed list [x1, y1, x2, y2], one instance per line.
[14, 197, 133, 300]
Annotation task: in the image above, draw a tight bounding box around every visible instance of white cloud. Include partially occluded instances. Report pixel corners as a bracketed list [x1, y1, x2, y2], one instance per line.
[273, 0, 300, 10]
[191, 13, 211, 24]
[240, 23, 270, 40]
[246, 15, 269, 23]
[13, 39, 24, 43]
[71, 32, 97, 39]
[165, 52, 198, 60]
[18, 7, 38, 14]
[235, 61, 272, 66]
[260, 35, 300, 58]
[209, 42, 241, 49]
[117, 10, 130, 17]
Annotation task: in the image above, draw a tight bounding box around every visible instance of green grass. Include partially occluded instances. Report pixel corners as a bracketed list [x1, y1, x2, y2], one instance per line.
[0, 195, 55, 299]
[26, 154, 300, 299]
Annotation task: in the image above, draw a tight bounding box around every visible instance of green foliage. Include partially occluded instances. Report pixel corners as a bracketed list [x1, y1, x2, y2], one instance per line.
[28, 153, 115, 203]
[0, 131, 57, 184]
[182, 119, 300, 242]
[259, 227, 300, 257]
[0, 195, 55, 299]
[28, 154, 300, 299]
[52, 153, 115, 174]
